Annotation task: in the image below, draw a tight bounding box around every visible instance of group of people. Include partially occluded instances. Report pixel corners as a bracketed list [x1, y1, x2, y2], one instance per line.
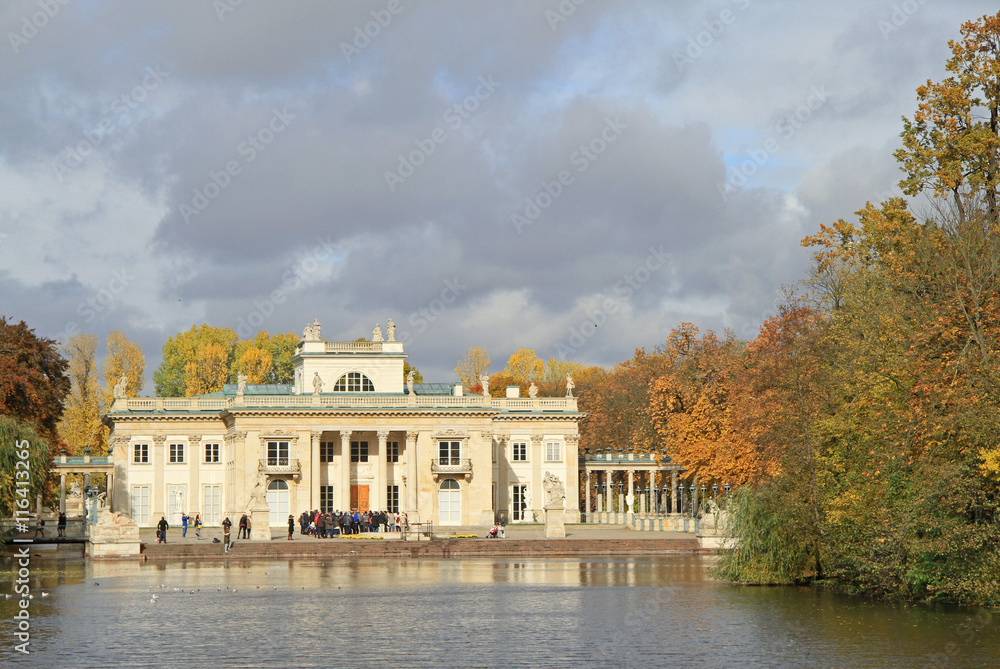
[292, 510, 408, 539]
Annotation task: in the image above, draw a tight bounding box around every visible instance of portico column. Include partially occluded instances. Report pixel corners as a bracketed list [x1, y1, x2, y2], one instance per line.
[496, 435, 509, 516]
[627, 470, 634, 516]
[310, 431, 322, 511]
[59, 474, 66, 514]
[405, 431, 419, 518]
[670, 470, 679, 515]
[584, 469, 591, 521]
[107, 472, 113, 510]
[339, 430, 352, 511]
[375, 430, 389, 511]
[605, 469, 612, 513]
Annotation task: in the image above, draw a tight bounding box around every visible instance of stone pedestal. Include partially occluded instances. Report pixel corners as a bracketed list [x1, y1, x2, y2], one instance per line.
[249, 507, 272, 541]
[86, 510, 141, 559]
[544, 506, 566, 538]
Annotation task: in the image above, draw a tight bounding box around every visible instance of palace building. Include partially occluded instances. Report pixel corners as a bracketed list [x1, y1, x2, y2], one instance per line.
[102, 319, 583, 529]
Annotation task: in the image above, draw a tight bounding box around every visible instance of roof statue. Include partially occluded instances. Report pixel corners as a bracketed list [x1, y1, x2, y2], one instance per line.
[113, 374, 128, 399]
[480, 374, 490, 397]
[406, 369, 415, 395]
[302, 318, 322, 342]
[565, 373, 575, 398]
[237, 372, 247, 394]
[312, 372, 323, 395]
[386, 318, 396, 341]
[528, 382, 538, 398]
[372, 323, 384, 342]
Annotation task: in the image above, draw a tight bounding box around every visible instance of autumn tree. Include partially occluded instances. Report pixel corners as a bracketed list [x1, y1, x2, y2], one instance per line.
[154, 325, 237, 396]
[504, 347, 545, 384]
[403, 361, 423, 384]
[896, 11, 1000, 222]
[184, 342, 229, 396]
[455, 346, 490, 390]
[0, 316, 70, 443]
[57, 333, 102, 453]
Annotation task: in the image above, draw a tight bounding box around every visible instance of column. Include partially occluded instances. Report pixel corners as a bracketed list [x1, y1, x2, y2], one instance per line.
[604, 469, 612, 513]
[339, 430, 352, 511]
[310, 431, 322, 511]
[107, 472, 114, 510]
[583, 469, 591, 522]
[627, 470, 634, 517]
[405, 431, 419, 518]
[189, 435, 201, 518]
[495, 435, 509, 517]
[530, 435, 543, 521]
[565, 434, 580, 520]
[152, 435, 165, 518]
[375, 430, 389, 511]
[670, 470, 678, 515]
[59, 474, 66, 514]
[692, 476, 699, 519]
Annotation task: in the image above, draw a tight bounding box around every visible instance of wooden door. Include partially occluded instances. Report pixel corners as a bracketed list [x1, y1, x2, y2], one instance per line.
[350, 485, 370, 512]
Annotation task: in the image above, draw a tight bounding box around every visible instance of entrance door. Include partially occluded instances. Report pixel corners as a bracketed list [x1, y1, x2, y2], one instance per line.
[350, 485, 370, 512]
[266, 479, 289, 525]
[167, 485, 185, 525]
[439, 478, 461, 525]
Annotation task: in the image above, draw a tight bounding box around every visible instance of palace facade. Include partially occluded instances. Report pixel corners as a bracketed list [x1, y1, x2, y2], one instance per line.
[103, 319, 582, 528]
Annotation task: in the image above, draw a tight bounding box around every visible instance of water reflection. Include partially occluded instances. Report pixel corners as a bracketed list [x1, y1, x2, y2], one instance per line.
[1, 556, 996, 668]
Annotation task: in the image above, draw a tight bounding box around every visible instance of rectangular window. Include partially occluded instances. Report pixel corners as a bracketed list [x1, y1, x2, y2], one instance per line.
[203, 485, 221, 524]
[204, 442, 220, 463]
[320, 485, 335, 513]
[386, 441, 399, 463]
[387, 485, 399, 514]
[320, 441, 335, 462]
[351, 440, 369, 463]
[133, 443, 148, 463]
[267, 441, 289, 466]
[131, 486, 150, 525]
[545, 441, 562, 462]
[512, 484, 528, 521]
[168, 443, 184, 463]
[438, 440, 461, 466]
[512, 441, 527, 462]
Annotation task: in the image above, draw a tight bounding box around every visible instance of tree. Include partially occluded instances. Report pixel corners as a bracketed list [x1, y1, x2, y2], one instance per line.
[184, 342, 229, 396]
[57, 333, 102, 453]
[0, 416, 53, 535]
[504, 347, 545, 383]
[403, 361, 423, 384]
[154, 325, 237, 396]
[895, 12, 1000, 222]
[231, 344, 272, 384]
[0, 316, 70, 443]
[231, 331, 298, 385]
[455, 346, 490, 389]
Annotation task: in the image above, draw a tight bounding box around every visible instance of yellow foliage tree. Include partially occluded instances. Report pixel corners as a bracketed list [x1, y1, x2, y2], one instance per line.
[232, 345, 273, 384]
[57, 333, 102, 454]
[184, 342, 229, 396]
[455, 346, 491, 390]
[504, 347, 544, 384]
[100, 330, 145, 453]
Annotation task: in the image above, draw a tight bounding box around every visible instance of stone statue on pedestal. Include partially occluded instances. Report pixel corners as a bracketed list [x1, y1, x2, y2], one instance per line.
[372, 323, 383, 342]
[406, 369, 415, 395]
[386, 318, 396, 341]
[113, 374, 128, 399]
[565, 374, 575, 398]
[237, 373, 247, 394]
[543, 472, 566, 508]
[481, 374, 490, 397]
[528, 382, 538, 398]
[302, 318, 322, 342]
[248, 471, 268, 510]
[312, 372, 323, 395]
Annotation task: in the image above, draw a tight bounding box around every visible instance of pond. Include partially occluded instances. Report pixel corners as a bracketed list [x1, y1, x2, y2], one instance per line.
[1, 555, 995, 668]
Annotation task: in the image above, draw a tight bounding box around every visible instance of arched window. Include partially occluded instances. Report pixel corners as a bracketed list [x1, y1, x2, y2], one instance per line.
[333, 372, 375, 392]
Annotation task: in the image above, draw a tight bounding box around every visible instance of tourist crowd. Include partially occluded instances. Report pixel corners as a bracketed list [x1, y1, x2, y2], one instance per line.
[297, 510, 407, 537]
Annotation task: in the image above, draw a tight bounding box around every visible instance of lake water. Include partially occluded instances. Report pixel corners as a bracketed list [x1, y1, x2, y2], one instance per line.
[1, 555, 996, 668]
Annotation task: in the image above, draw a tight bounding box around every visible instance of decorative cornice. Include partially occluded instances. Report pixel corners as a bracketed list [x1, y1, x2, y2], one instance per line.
[432, 428, 469, 441]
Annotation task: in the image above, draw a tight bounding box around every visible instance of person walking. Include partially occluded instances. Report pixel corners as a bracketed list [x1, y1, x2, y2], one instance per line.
[194, 514, 202, 539]
[238, 514, 248, 539]
[222, 517, 232, 552]
[287, 514, 295, 540]
[157, 516, 169, 543]
[181, 513, 189, 538]
[57, 512, 67, 538]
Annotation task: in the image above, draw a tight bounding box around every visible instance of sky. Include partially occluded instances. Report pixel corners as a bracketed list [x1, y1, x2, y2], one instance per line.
[1, 0, 996, 393]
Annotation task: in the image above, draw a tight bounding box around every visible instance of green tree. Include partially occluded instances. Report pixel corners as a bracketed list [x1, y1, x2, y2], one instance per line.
[0, 416, 53, 536]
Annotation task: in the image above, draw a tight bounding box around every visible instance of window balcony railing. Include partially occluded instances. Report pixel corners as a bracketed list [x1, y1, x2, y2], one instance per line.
[259, 458, 301, 478]
[430, 458, 472, 481]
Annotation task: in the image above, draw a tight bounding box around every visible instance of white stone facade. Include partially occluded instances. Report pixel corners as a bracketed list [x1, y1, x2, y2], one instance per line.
[104, 327, 582, 528]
